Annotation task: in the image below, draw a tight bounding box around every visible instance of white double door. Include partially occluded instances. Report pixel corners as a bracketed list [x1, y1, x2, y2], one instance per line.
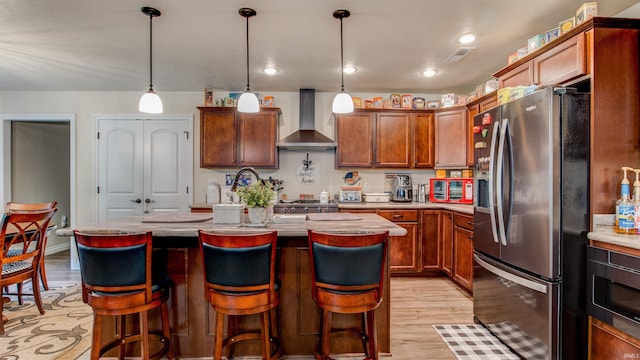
[97, 117, 192, 221]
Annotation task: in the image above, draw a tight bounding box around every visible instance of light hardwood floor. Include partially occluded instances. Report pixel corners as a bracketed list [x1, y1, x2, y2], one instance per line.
[45, 252, 473, 359]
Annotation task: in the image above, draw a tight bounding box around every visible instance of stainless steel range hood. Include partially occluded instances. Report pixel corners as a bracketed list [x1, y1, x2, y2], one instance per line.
[277, 89, 337, 150]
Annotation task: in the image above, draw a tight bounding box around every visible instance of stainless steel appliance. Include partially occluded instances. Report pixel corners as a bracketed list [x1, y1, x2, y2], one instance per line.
[587, 245, 640, 339]
[473, 87, 590, 360]
[391, 174, 412, 202]
[273, 200, 338, 214]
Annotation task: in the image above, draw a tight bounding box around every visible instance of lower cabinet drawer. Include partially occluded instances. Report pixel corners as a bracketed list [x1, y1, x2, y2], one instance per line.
[378, 209, 419, 222]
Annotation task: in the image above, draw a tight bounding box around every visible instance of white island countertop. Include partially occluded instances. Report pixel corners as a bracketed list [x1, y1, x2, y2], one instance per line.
[56, 212, 408, 238]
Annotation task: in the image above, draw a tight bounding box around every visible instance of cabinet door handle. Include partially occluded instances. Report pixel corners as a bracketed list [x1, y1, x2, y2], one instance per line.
[392, 214, 403, 219]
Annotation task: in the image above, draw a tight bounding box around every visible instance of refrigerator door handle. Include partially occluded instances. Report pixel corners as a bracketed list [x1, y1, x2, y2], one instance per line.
[496, 119, 509, 246]
[488, 122, 500, 245]
[474, 253, 548, 294]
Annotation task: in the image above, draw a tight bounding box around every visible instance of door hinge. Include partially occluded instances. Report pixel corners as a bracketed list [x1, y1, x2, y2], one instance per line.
[184, 131, 189, 140]
[97, 132, 100, 139]
[186, 186, 189, 194]
[97, 186, 100, 193]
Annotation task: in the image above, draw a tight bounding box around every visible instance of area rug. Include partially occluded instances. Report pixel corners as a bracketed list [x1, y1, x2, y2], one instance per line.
[0, 281, 92, 359]
[433, 324, 520, 360]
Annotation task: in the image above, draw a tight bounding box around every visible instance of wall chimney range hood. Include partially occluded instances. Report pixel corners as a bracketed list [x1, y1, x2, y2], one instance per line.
[277, 89, 337, 150]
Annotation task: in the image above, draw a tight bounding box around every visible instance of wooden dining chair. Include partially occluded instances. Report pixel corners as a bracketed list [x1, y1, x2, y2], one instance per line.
[307, 230, 389, 360]
[198, 230, 282, 360]
[0, 207, 57, 335]
[5, 201, 57, 292]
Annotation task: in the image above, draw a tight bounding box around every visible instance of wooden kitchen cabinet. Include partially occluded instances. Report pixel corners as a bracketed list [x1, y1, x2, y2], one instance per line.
[378, 209, 420, 273]
[413, 113, 435, 168]
[434, 108, 468, 168]
[492, 18, 640, 216]
[533, 32, 586, 86]
[453, 212, 474, 292]
[440, 210, 453, 277]
[336, 112, 374, 168]
[497, 60, 533, 88]
[336, 109, 435, 169]
[376, 113, 412, 168]
[199, 107, 280, 168]
[591, 318, 640, 360]
[421, 210, 441, 271]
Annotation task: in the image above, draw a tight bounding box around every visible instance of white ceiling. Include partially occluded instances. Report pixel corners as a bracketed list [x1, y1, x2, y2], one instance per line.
[2, 0, 639, 94]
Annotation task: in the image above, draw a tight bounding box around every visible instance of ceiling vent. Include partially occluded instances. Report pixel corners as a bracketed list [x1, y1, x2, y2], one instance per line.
[444, 47, 476, 63]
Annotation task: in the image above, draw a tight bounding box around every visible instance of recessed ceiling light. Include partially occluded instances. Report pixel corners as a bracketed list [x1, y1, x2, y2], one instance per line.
[342, 65, 358, 74]
[421, 69, 438, 77]
[261, 66, 279, 75]
[459, 34, 476, 44]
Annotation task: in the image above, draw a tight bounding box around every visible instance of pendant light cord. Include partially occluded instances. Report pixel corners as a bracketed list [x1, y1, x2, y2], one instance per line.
[245, 15, 251, 91]
[339, 17, 345, 92]
[148, 13, 153, 90]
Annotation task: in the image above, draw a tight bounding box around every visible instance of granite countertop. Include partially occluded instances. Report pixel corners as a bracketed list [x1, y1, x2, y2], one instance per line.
[587, 214, 640, 250]
[56, 212, 407, 238]
[191, 202, 474, 215]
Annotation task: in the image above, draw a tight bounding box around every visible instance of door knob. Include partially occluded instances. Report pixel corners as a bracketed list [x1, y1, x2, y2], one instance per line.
[131, 199, 142, 204]
[145, 198, 155, 204]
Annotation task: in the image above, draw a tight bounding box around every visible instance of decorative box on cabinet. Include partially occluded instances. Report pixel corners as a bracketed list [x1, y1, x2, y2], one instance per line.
[199, 107, 280, 168]
[434, 108, 468, 168]
[453, 212, 473, 292]
[377, 209, 420, 273]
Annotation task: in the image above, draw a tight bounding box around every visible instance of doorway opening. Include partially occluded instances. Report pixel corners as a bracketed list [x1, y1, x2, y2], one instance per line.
[0, 114, 76, 254]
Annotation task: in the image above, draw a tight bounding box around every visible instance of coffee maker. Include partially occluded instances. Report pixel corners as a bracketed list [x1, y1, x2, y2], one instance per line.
[392, 174, 413, 202]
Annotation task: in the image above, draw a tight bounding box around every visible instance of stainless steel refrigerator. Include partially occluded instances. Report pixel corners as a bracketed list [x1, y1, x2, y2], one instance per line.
[473, 87, 589, 360]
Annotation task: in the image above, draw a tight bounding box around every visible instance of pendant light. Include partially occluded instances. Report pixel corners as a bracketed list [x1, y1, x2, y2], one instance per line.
[139, 6, 163, 114]
[332, 9, 354, 114]
[237, 8, 260, 113]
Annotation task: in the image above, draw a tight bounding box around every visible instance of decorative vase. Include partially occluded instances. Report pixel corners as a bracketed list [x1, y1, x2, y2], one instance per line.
[248, 207, 267, 224]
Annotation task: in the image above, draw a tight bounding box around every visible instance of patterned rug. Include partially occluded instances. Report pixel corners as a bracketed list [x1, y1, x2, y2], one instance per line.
[0, 281, 92, 359]
[433, 324, 520, 360]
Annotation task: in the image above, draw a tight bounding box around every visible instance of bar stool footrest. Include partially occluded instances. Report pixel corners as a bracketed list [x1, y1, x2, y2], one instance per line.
[100, 332, 171, 360]
[223, 331, 282, 359]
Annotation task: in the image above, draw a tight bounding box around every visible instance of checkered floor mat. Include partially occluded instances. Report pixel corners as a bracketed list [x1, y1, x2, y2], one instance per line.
[433, 324, 520, 360]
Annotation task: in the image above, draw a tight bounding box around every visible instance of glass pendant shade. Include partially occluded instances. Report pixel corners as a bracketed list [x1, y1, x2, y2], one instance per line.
[237, 91, 260, 113]
[332, 91, 354, 114]
[139, 88, 163, 114]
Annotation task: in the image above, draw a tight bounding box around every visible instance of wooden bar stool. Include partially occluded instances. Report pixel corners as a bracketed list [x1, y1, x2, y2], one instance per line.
[73, 230, 175, 360]
[307, 230, 389, 360]
[198, 230, 282, 360]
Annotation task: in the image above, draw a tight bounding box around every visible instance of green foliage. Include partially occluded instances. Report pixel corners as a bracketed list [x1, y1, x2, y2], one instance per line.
[236, 182, 276, 208]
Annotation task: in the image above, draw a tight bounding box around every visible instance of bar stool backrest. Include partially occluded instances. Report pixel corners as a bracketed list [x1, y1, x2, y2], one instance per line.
[73, 231, 152, 305]
[308, 230, 389, 300]
[199, 231, 278, 295]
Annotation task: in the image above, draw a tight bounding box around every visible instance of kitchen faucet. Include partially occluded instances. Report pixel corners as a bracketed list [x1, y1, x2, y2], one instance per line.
[230, 167, 263, 191]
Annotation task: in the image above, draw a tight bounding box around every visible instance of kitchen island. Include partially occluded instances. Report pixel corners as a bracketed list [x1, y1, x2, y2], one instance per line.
[59, 212, 406, 358]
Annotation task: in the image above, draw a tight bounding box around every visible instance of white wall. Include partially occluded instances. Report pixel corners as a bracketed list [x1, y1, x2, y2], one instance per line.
[0, 90, 445, 225]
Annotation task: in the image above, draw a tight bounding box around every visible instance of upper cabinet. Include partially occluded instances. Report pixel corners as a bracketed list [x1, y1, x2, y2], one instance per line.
[199, 107, 280, 169]
[493, 17, 640, 215]
[335, 109, 434, 169]
[335, 111, 375, 168]
[434, 107, 468, 168]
